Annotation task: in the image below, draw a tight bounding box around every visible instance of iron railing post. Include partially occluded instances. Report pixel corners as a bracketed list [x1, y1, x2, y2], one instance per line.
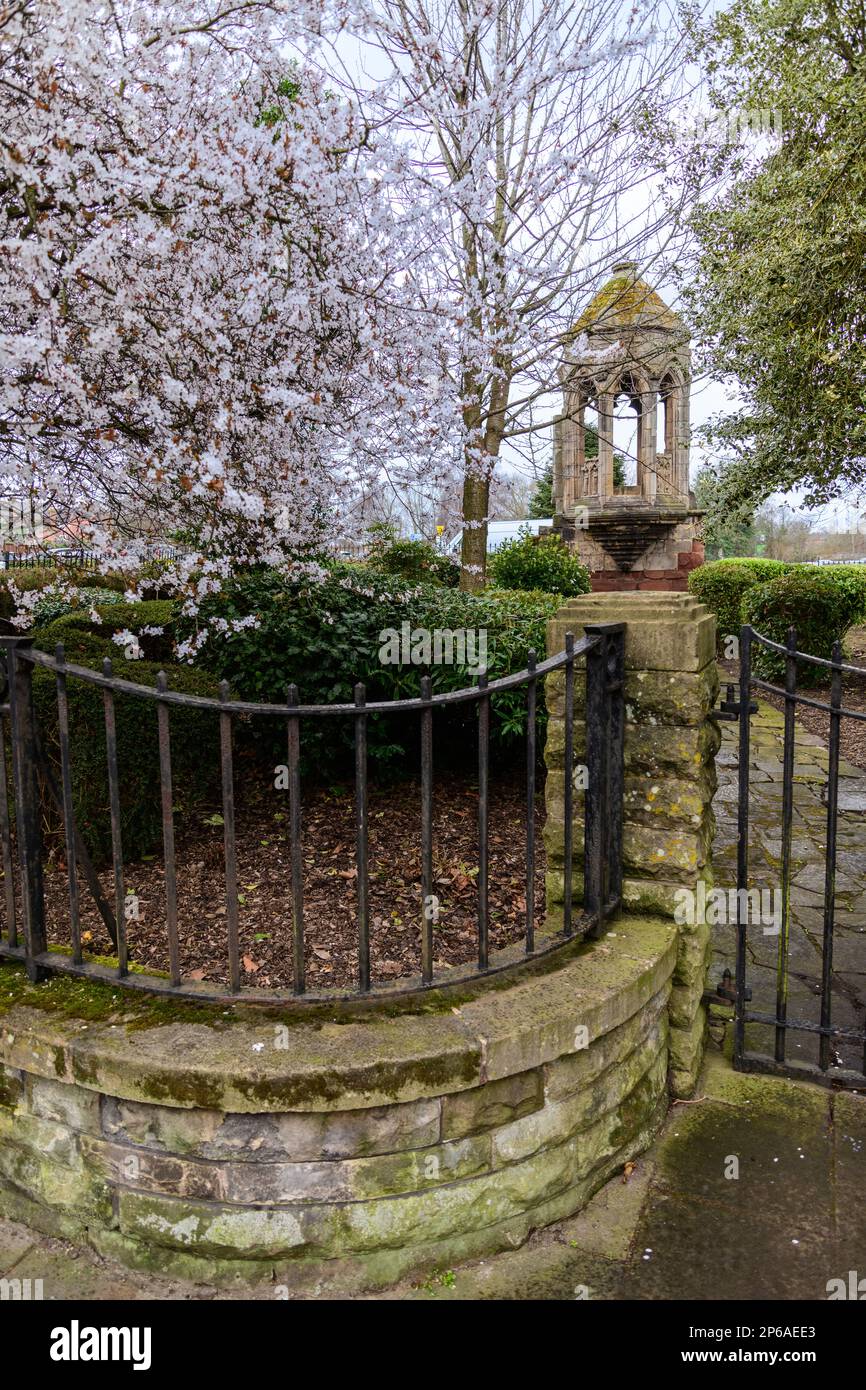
[0, 637, 47, 980]
[584, 623, 625, 940]
[563, 633, 575, 936]
[819, 641, 843, 1071]
[734, 623, 752, 1068]
[776, 627, 797, 1063]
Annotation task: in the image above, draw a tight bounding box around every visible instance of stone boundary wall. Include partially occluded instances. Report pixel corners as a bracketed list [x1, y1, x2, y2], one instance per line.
[544, 593, 719, 1099]
[0, 914, 675, 1292]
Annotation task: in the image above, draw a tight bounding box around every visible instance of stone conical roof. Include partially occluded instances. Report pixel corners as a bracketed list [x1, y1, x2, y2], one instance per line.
[570, 262, 683, 338]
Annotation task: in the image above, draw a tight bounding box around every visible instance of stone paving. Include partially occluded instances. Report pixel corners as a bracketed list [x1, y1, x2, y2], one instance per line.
[712, 703, 866, 1075]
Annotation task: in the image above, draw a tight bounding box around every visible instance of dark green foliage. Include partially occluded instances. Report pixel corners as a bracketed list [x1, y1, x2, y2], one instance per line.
[688, 558, 791, 645]
[489, 532, 591, 597]
[365, 532, 459, 587]
[177, 567, 561, 773]
[744, 568, 866, 683]
[528, 470, 553, 518]
[31, 658, 224, 865]
[684, 0, 866, 505]
[38, 601, 177, 665]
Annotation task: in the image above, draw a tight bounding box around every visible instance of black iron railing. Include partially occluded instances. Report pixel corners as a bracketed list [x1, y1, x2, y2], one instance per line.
[727, 625, 866, 1086]
[0, 624, 625, 1004]
[1, 547, 182, 570]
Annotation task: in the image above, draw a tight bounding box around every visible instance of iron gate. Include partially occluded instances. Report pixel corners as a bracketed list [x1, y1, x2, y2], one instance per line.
[722, 624, 866, 1088]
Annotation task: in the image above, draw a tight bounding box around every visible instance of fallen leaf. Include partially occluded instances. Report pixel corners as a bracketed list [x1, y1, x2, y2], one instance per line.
[242, 954, 261, 973]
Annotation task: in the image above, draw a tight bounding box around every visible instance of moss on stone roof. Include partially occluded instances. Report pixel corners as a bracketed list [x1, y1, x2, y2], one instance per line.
[570, 270, 683, 337]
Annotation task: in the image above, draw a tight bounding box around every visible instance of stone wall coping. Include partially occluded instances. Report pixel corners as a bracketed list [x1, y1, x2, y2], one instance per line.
[0, 915, 676, 1115]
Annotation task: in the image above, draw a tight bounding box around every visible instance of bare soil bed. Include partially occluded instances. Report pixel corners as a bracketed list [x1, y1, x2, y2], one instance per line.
[40, 770, 545, 994]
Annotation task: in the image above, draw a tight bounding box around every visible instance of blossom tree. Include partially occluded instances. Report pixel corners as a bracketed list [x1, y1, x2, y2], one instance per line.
[0, 0, 454, 629]
[345, 0, 699, 587]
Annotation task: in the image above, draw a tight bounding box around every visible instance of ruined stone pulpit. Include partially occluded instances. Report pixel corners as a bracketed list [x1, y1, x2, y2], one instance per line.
[553, 263, 704, 590]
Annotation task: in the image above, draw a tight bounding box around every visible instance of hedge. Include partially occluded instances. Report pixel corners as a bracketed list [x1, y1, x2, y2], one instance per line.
[688, 558, 792, 646]
[178, 567, 562, 773]
[744, 569, 865, 684]
[31, 587, 126, 628]
[38, 600, 177, 665]
[31, 650, 224, 865]
[689, 558, 866, 654]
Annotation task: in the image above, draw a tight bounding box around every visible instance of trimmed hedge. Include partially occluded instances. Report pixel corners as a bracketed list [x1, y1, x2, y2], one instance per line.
[744, 569, 865, 684]
[690, 558, 866, 655]
[688, 558, 792, 646]
[813, 565, 866, 622]
[0, 566, 129, 621]
[32, 651, 224, 865]
[31, 587, 126, 628]
[489, 531, 591, 597]
[38, 601, 177, 665]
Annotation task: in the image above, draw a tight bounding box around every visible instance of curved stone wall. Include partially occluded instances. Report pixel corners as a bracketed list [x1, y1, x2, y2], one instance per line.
[0, 913, 675, 1292]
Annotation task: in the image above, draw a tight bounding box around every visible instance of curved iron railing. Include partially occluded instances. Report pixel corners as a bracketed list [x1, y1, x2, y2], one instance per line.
[0, 624, 625, 1005]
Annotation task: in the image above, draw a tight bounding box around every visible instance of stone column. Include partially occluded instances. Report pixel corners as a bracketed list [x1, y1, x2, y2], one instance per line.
[596, 392, 614, 500]
[640, 385, 658, 503]
[565, 393, 581, 511]
[552, 415, 563, 514]
[675, 381, 691, 499]
[543, 593, 720, 1098]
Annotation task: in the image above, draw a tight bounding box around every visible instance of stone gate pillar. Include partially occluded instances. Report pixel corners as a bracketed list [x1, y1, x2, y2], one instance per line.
[544, 593, 719, 1098]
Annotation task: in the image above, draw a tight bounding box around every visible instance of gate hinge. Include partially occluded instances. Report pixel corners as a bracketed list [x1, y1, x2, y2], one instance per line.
[702, 967, 751, 1007]
[713, 683, 759, 722]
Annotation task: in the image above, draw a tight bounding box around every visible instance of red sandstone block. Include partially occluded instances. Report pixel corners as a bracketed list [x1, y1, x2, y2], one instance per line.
[677, 550, 701, 571]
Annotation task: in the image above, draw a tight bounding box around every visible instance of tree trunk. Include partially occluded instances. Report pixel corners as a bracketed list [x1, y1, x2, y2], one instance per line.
[459, 469, 490, 592]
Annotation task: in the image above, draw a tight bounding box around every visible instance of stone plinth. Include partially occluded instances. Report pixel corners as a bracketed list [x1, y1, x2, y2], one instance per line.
[556, 507, 705, 592]
[543, 593, 720, 1097]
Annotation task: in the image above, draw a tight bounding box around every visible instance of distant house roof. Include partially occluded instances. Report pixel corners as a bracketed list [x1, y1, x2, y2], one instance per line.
[445, 519, 553, 555]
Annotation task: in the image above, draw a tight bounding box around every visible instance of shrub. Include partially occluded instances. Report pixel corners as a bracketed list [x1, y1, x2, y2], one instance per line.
[688, 558, 791, 646]
[744, 569, 865, 684]
[38, 601, 176, 664]
[365, 532, 459, 587]
[489, 531, 591, 596]
[31, 586, 126, 628]
[814, 565, 866, 622]
[0, 566, 129, 622]
[31, 656, 224, 864]
[178, 567, 560, 773]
